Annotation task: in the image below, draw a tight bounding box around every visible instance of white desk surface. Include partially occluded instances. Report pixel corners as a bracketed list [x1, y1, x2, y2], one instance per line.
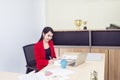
[0, 54, 105, 80]
[40, 61, 105, 80]
[0, 71, 22, 80]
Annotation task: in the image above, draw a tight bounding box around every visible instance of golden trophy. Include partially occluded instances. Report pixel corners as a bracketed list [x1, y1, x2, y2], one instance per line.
[74, 20, 82, 30]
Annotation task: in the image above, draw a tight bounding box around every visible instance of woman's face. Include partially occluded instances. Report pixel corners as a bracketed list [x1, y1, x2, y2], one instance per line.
[43, 31, 53, 42]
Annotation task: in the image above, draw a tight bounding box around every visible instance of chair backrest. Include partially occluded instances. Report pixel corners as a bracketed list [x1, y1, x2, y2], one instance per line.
[23, 44, 36, 67]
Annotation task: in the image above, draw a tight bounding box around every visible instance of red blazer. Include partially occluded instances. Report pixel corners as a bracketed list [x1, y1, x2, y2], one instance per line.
[34, 40, 56, 71]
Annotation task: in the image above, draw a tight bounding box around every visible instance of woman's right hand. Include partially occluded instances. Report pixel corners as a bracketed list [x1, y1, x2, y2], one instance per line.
[49, 59, 54, 64]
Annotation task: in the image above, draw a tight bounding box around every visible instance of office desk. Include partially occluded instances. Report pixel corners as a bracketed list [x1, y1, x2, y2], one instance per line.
[0, 54, 105, 80]
[39, 61, 104, 80]
[0, 71, 22, 80]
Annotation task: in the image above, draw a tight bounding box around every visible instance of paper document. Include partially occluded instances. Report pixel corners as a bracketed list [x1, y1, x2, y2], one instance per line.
[18, 71, 48, 80]
[54, 60, 61, 66]
[86, 53, 103, 61]
[46, 68, 74, 76]
[18, 68, 73, 80]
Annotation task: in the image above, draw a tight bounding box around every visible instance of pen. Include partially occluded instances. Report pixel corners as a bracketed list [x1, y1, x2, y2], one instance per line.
[49, 56, 52, 60]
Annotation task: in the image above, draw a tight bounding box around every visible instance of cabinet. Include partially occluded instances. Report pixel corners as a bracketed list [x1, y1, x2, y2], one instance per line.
[55, 47, 90, 57]
[59, 47, 90, 56]
[53, 30, 120, 80]
[109, 48, 120, 80]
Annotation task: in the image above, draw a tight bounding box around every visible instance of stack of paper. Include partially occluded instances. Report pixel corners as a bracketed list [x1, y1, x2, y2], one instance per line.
[18, 68, 74, 80]
[18, 71, 47, 80]
[46, 68, 74, 76]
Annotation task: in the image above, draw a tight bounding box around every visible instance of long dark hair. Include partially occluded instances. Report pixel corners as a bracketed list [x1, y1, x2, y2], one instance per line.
[39, 26, 54, 41]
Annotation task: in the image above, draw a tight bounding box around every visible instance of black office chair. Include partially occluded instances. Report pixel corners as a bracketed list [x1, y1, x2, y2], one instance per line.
[23, 44, 38, 74]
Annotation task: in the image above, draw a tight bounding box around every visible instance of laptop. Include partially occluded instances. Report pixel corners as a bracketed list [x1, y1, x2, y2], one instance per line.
[61, 52, 88, 67]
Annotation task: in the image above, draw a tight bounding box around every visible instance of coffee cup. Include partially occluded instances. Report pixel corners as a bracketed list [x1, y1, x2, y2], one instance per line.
[61, 59, 67, 69]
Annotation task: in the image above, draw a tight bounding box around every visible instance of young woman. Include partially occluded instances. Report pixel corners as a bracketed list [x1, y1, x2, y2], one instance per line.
[34, 27, 56, 71]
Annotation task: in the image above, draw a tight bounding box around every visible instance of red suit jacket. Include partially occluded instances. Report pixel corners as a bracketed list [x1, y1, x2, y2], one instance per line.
[34, 40, 56, 71]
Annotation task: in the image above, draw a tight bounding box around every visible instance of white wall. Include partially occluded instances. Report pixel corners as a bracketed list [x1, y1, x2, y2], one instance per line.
[46, 0, 120, 30]
[0, 0, 46, 73]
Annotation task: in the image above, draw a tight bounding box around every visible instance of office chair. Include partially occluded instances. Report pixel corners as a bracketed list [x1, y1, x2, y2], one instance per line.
[23, 44, 38, 74]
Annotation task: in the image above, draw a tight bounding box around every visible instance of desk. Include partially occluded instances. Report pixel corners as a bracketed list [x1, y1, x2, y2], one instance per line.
[39, 60, 104, 80]
[0, 54, 105, 80]
[0, 72, 22, 80]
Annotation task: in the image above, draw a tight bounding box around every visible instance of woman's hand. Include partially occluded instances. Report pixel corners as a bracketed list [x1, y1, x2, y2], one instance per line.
[49, 58, 57, 64]
[49, 59, 54, 64]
